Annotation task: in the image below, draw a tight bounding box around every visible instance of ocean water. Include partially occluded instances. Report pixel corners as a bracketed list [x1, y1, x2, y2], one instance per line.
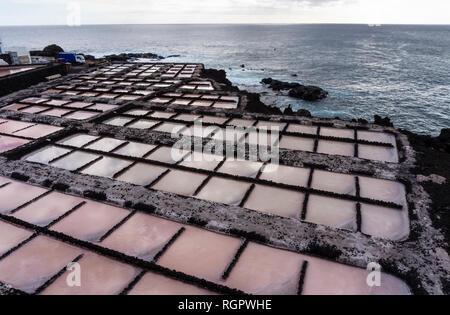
[1, 24, 449, 136]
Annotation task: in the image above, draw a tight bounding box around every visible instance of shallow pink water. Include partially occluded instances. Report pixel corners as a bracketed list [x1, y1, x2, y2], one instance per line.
[50, 201, 130, 242]
[157, 227, 242, 282]
[303, 255, 410, 295]
[81, 157, 132, 178]
[152, 169, 207, 197]
[0, 236, 82, 294]
[0, 135, 30, 153]
[196, 177, 251, 206]
[306, 195, 357, 231]
[23, 146, 72, 164]
[218, 158, 263, 178]
[180, 152, 224, 171]
[279, 136, 314, 152]
[259, 164, 310, 187]
[286, 124, 318, 135]
[12, 192, 84, 227]
[244, 185, 304, 219]
[14, 124, 63, 139]
[0, 120, 35, 134]
[223, 242, 303, 295]
[129, 272, 216, 295]
[311, 169, 356, 195]
[0, 181, 47, 214]
[358, 144, 399, 163]
[86, 138, 126, 152]
[101, 213, 183, 261]
[146, 146, 189, 164]
[321, 127, 354, 140]
[51, 151, 100, 171]
[0, 221, 33, 256]
[117, 163, 168, 186]
[113, 142, 156, 157]
[317, 140, 355, 157]
[57, 134, 99, 147]
[41, 252, 139, 295]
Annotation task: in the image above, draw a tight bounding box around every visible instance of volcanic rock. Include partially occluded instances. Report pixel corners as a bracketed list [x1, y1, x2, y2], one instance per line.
[261, 77, 328, 101]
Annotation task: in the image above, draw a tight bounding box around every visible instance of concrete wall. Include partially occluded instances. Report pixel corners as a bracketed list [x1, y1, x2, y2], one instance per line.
[0, 64, 67, 97]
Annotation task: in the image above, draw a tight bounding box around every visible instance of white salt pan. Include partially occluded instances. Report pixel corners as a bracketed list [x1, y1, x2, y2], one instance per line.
[81, 157, 132, 178]
[104, 117, 134, 127]
[157, 227, 242, 282]
[317, 140, 354, 157]
[359, 177, 407, 206]
[321, 127, 354, 140]
[146, 146, 189, 164]
[0, 221, 33, 256]
[311, 170, 356, 195]
[50, 201, 129, 242]
[86, 138, 126, 152]
[151, 169, 207, 197]
[303, 255, 410, 295]
[113, 142, 156, 158]
[128, 119, 159, 130]
[13, 192, 84, 227]
[358, 144, 399, 163]
[102, 213, 183, 261]
[244, 185, 304, 219]
[260, 164, 310, 187]
[223, 242, 302, 295]
[129, 273, 216, 295]
[286, 124, 317, 135]
[23, 146, 72, 164]
[360, 204, 409, 241]
[117, 163, 168, 186]
[196, 177, 251, 206]
[358, 131, 396, 146]
[180, 152, 224, 171]
[41, 252, 139, 295]
[57, 134, 99, 147]
[51, 151, 100, 171]
[305, 195, 357, 231]
[218, 158, 263, 178]
[279, 136, 314, 152]
[0, 236, 82, 294]
[0, 181, 47, 214]
[152, 122, 187, 134]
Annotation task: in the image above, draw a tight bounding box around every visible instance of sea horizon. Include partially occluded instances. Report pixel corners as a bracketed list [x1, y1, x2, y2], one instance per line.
[2, 23, 450, 27]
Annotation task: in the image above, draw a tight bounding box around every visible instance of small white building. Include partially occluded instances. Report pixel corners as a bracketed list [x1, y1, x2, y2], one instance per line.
[30, 55, 55, 64]
[7, 52, 19, 65]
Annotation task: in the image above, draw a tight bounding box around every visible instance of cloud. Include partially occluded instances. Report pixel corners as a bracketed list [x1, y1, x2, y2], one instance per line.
[7, 0, 346, 13]
[73, 0, 350, 17]
[1, 0, 450, 25]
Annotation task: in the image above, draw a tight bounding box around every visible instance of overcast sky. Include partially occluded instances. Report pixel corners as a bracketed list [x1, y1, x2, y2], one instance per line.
[1, 0, 449, 26]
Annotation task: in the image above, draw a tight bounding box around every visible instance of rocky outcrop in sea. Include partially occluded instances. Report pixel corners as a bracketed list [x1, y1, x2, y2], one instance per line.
[261, 78, 328, 101]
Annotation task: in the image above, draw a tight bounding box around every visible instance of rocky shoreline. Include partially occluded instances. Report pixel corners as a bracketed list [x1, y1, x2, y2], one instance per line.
[210, 67, 450, 254]
[403, 128, 450, 255]
[102, 52, 165, 62]
[261, 78, 328, 101]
